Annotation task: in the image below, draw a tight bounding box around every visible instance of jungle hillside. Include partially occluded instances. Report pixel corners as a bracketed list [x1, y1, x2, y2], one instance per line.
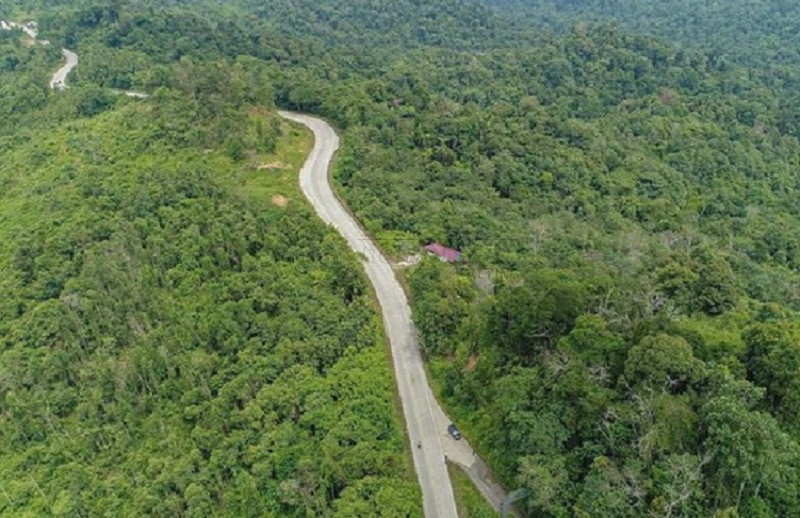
[2, 0, 800, 517]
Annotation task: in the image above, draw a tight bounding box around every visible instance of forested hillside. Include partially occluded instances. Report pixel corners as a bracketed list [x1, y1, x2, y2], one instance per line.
[326, 27, 800, 517]
[0, 25, 419, 516]
[484, 0, 800, 66]
[3, 0, 800, 516]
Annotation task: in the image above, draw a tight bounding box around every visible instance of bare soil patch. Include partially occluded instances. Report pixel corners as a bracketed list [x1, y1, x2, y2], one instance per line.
[465, 353, 478, 372]
[258, 161, 289, 170]
[271, 194, 289, 207]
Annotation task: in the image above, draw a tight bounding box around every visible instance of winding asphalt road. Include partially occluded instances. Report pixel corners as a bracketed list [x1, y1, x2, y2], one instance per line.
[49, 48, 77, 90]
[280, 112, 510, 517]
[2, 20, 78, 91]
[5, 16, 506, 512]
[3, 20, 146, 97]
[280, 112, 458, 517]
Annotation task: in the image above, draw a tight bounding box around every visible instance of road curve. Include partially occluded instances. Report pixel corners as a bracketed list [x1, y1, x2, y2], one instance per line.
[1, 22, 78, 90]
[18, 16, 499, 510]
[49, 48, 77, 90]
[280, 112, 460, 517]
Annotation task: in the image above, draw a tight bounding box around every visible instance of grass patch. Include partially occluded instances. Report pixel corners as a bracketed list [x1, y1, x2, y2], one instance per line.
[231, 118, 313, 203]
[449, 462, 499, 518]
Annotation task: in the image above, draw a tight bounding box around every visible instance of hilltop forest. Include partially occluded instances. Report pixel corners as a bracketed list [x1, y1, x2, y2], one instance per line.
[486, 0, 800, 66]
[0, 11, 420, 517]
[2, 0, 800, 517]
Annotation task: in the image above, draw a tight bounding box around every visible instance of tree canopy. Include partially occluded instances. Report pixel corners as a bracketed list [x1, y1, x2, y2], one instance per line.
[3, 0, 800, 516]
[0, 26, 419, 516]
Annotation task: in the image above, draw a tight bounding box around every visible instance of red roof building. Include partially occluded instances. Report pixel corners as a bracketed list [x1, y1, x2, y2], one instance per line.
[425, 243, 461, 262]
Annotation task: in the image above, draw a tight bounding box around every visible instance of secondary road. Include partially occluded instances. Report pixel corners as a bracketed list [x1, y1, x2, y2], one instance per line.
[280, 112, 511, 516]
[49, 48, 77, 90]
[8, 18, 505, 511]
[1, 20, 37, 38]
[2, 20, 77, 90]
[4, 20, 147, 97]
[47, 48, 147, 98]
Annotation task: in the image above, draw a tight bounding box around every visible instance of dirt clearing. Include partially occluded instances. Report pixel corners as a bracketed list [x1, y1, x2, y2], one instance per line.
[271, 194, 289, 207]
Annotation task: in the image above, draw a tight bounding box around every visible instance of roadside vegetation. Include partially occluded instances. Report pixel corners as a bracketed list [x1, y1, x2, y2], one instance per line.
[448, 464, 497, 518]
[0, 27, 419, 517]
[2, 0, 800, 516]
[486, 0, 800, 67]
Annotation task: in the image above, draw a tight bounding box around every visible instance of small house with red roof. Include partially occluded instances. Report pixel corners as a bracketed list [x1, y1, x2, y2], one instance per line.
[425, 243, 461, 263]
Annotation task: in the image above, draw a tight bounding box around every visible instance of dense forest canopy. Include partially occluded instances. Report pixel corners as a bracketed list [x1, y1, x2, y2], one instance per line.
[0, 18, 420, 517]
[2, 0, 800, 516]
[484, 0, 800, 66]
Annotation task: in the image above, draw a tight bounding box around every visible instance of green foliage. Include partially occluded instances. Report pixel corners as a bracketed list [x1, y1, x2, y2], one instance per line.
[271, 4, 800, 516]
[623, 334, 704, 392]
[0, 45, 419, 515]
[701, 376, 800, 516]
[5, 0, 800, 516]
[486, 268, 589, 361]
[448, 464, 498, 518]
[485, 0, 800, 67]
[745, 321, 800, 436]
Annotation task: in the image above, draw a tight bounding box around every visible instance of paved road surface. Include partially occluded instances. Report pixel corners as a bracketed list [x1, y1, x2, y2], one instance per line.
[1, 20, 37, 38]
[49, 48, 77, 90]
[1, 22, 77, 90]
[49, 49, 147, 97]
[280, 111, 511, 516]
[9, 19, 506, 511]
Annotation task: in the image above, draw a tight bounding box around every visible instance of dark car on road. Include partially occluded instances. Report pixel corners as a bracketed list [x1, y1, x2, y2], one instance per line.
[447, 424, 462, 440]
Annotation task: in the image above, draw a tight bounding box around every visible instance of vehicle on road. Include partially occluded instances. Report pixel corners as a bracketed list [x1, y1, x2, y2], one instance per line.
[447, 424, 462, 440]
[281, 112, 461, 517]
